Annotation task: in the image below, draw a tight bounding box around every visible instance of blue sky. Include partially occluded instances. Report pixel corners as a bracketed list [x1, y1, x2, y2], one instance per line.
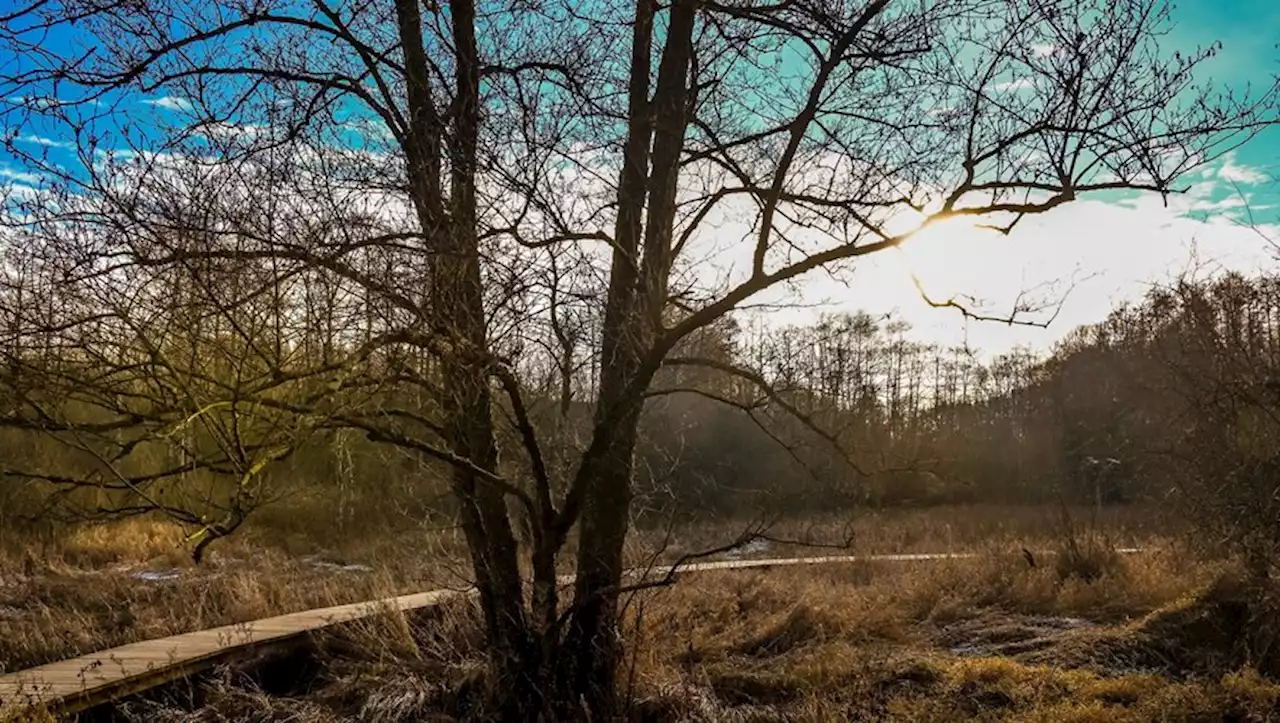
[3, 1, 1279, 358]
[6, 0, 1276, 179]
[1169, 0, 1280, 181]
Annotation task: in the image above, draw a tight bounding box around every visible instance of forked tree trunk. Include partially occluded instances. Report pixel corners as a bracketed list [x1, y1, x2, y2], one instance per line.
[397, 0, 695, 715]
[557, 0, 697, 716]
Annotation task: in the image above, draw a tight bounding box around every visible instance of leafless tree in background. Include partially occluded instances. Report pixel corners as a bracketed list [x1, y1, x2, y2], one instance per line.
[1, 0, 1274, 716]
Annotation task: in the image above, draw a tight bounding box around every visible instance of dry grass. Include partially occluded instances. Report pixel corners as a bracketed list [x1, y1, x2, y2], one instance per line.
[0, 504, 1156, 675]
[638, 503, 1167, 564]
[627, 539, 1199, 682]
[9, 503, 1254, 722]
[0, 517, 470, 673]
[94, 526, 1280, 722]
[614, 544, 1274, 722]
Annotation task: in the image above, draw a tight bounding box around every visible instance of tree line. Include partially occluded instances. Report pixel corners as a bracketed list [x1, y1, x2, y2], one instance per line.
[5, 268, 1280, 547]
[640, 271, 1280, 526]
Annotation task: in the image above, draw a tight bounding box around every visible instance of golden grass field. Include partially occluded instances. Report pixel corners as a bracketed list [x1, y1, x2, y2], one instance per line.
[9, 505, 1280, 721]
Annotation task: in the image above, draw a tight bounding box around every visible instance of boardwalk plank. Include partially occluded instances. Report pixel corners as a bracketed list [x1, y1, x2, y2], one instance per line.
[0, 588, 467, 720]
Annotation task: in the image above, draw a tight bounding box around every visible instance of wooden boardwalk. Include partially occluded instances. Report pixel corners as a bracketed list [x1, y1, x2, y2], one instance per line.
[0, 588, 464, 721]
[0, 549, 1135, 720]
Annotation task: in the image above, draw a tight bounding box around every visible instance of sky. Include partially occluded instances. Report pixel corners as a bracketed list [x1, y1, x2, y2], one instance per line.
[762, 0, 1280, 357]
[2, 0, 1279, 360]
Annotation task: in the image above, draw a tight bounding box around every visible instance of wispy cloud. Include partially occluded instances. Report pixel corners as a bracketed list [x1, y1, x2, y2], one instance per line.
[194, 121, 267, 142]
[0, 167, 43, 184]
[140, 96, 194, 112]
[992, 77, 1035, 92]
[340, 117, 396, 143]
[5, 95, 100, 109]
[1191, 195, 1250, 213]
[1218, 153, 1268, 185]
[13, 134, 74, 150]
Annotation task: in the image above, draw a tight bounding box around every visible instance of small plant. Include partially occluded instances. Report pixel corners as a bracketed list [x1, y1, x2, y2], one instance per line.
[1052, 497, 1124, 583]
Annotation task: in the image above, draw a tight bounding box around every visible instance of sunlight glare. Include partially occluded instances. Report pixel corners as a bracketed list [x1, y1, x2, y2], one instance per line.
[897, 215, 1003, 302]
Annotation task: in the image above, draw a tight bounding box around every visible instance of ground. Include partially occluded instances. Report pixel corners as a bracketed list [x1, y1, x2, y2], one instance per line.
[7, 505, 1279, 721]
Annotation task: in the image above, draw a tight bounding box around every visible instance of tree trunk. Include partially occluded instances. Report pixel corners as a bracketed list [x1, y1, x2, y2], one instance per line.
[559, 395, 644, 716]
[556, 0, 696, 716]
[395, 0, 540, 715]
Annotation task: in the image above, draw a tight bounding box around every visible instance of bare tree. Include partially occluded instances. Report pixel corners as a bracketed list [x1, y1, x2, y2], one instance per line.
[1, 0, 1275, 716]
[1136, 276, 1280, 577]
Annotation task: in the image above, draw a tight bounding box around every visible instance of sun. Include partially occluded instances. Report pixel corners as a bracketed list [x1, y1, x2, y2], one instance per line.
[895, 214, 1009, 302]
[905, 215, 992, 248]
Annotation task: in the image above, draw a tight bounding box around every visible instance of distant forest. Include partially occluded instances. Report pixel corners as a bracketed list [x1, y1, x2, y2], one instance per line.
[639, 270, 1280, 517]
[5, 270, 1278, 535]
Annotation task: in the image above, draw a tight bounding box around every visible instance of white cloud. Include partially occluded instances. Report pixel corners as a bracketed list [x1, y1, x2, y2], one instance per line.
[1191, 195, 1250, 213]
[3, 183, 47, 203]
[340, 117, 396, 143]
[1218, 153, 1267, 185]
[194, 121, 267, 142]
[140, 96, 194, 112]
[92, 147, 137, 161]
[992, 77, 1035, 92]
[1030, 44, 1058, 57]
[725, 187, 1279, 359]
[5, 96, 101, 110]
[14, 134, 74, 150]
[0, 167, 42, 184]
[5, 96, 70, 110]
